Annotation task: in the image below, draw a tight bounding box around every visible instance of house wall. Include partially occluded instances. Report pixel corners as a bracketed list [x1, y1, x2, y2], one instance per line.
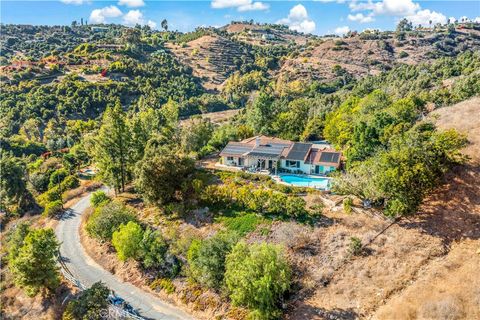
[279, 160, 338, 175]
[222, 156, 246, 166]
[280, 160, 313, 174]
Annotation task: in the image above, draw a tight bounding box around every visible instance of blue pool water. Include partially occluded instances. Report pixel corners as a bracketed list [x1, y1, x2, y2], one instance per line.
[278, 174, 330, 189]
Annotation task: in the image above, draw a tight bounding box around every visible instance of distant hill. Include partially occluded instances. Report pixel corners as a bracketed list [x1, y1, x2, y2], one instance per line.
[1, 22, 480, 91]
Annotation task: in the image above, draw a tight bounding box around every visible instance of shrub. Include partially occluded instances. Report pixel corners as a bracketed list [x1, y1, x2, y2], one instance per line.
[225, 242, 291, 319]
[187, 232, 239, 290]
[349, 237, 363, 256]
[399, 51, 409, 58]
[37, 186, 62, 206]
[86, 201, 137, 241]
[285, 197, 307, 217]
[343, 197, 353, 214]
[112, 221, 144, 261]
[60, 175, 80, 190]
[63, 282, 109, 320]
[90, 190, 110, 208]
[48, 168, 68, 189]
[140, 227, 168, 269]
[150, 278, 176, 294]
[44, 200, 63, 217]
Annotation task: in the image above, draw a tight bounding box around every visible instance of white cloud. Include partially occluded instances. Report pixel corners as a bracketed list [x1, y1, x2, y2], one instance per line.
[474, 17, 480, 23]
[459, 16, 470, 23]
[60, 0, 90, 4]
[448, 17, 457, 24]
[350, 0, 419, 17]
[89, 6, 122, 24]
[147, 20, 157, 29]
[123, 9, 144, 26]
[314, 0, 346, 3]
[238, 2, 269, 12]
[348, 13, 374, 23]
[277, 4, 316, 34]
[406, 9, 447, 26]
[118, 0, 145, 8]
[334, 25, 350, 36]
[211, 0, 269, 12]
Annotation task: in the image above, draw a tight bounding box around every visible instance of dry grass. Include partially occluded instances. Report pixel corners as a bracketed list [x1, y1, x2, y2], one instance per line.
[373, 240, 480, 320]
[430, 96, 480, 164]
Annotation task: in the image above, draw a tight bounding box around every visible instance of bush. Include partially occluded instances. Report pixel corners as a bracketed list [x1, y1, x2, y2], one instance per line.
[140, 227, 168, 269]
[44, 200, 63, 217]
[349, 237, 363, 256]
[112, 221, 144, 261]
[37, 186, 62, 206]
[150, 278, 176, 294]
[86, 201, 137, 240]
[343, 197, 353, 214]
[285, 197, 307, 217]
[225, 242, 291, 319]
[90, 190, 110, 208]
[187, 232, 239, 290]
[63, 282, 109, 320]
[60, 175, 80, 190]
[48, 168, 68, 189]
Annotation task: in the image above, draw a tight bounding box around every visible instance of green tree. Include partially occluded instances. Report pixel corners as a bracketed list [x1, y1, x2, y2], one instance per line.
[187, 232, 239, 290]
[63, 282, 110, 320]
[86, 201, 137, 240]
[225, 242, 291, 319]
[246, 91, 274, 134]
[0, 152, 28, 214]
[180, 117, 214, 154]
[6, 222, 31, 262]
[90, 190, 110, 208]
[135, 151, 195, 207]
[161, 19, 168, 31]
[140, 227, 168, 269]
[93, 102, 131, 193]
[112, 221, 144, 261]
[9, 228, 60, 297]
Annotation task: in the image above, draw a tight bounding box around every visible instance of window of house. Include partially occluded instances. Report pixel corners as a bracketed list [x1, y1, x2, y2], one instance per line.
[286, 160, 299, 168]
[227, 156, 234, 161]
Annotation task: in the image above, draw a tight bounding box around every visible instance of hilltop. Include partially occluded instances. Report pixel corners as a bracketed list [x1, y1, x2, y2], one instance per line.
[2, 22, 479, 91]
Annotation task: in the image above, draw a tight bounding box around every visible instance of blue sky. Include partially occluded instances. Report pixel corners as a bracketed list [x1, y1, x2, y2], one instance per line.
[1, 1, 479, 35]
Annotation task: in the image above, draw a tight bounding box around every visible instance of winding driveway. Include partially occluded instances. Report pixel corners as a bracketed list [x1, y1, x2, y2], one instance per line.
[55, 191, 194, 320]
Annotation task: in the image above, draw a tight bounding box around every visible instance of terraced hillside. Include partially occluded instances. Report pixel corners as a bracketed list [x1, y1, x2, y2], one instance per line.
[166, 35, 253, 91]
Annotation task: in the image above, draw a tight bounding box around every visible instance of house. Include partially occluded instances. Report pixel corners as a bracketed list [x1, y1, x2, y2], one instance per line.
[218, 135, 341, 175]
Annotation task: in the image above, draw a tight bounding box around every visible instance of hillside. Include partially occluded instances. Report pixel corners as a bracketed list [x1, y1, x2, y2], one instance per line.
[166, 34, 253, 91]
[223, 22, 311, 46]
[278, 28, 480, 83]
[1, 20, 480, 320]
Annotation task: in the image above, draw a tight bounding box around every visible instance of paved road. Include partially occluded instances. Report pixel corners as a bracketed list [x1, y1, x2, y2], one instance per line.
[55, 191, 194, 320]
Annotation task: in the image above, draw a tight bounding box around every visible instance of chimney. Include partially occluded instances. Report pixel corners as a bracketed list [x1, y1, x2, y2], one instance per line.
[255, 136, 260, 147]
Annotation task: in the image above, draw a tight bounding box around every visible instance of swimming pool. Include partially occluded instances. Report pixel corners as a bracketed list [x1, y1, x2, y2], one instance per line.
[278, 174, 331, 189]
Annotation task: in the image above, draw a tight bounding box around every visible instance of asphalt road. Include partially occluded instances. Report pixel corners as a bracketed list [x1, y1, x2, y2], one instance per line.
[55, 190, 194, 320]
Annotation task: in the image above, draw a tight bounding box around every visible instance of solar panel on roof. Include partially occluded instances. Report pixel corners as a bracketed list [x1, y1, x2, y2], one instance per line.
[220, 143, 252, 155]
[286, 142, 312, 161]
[319, 152, 340, 163]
